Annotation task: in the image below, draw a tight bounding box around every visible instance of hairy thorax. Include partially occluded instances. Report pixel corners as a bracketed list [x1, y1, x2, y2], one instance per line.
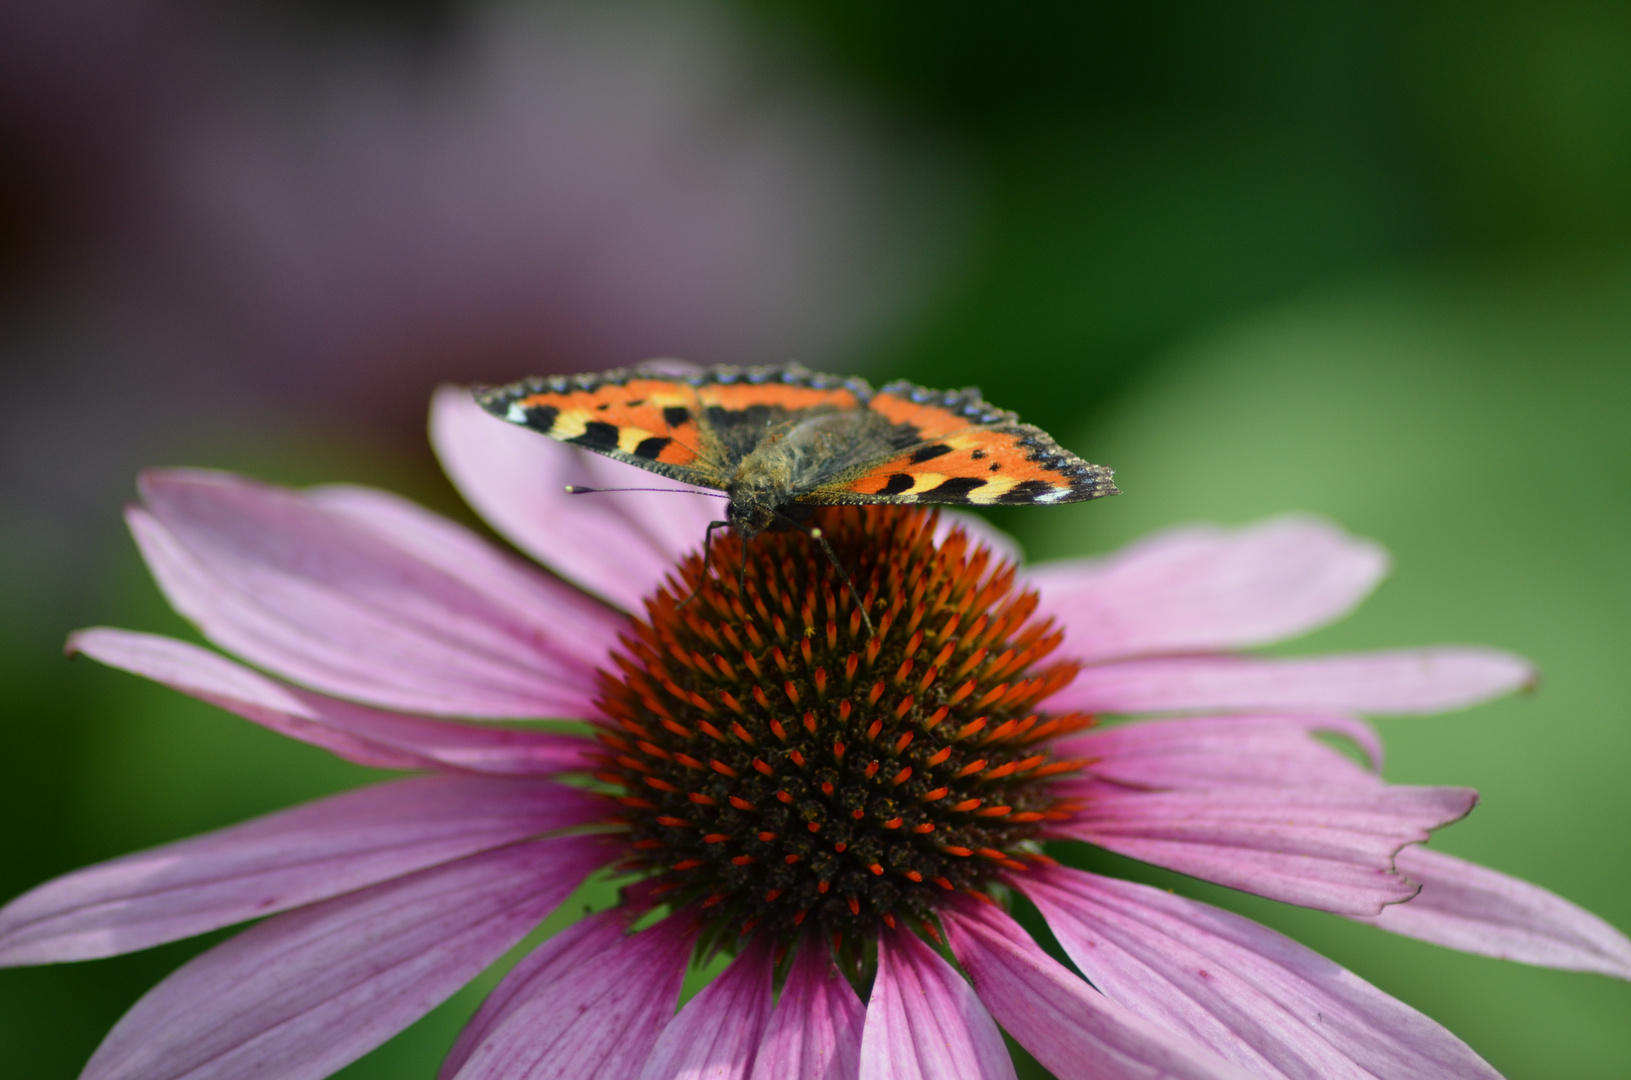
[726, 411, 882, 538]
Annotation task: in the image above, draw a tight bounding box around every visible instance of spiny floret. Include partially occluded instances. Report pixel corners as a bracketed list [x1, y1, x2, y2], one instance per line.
[593, 507, 1090, 939]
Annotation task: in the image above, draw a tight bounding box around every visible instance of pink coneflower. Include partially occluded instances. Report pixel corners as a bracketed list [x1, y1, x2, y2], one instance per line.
[4, 387, 1629, 1080]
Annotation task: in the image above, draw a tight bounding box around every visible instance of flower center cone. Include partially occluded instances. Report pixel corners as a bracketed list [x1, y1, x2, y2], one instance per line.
[594, 506, 1092, 941]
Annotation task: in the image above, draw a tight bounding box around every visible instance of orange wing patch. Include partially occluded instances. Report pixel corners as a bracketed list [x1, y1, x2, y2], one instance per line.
[867, 381, 1020, 441]
[868, 393, 994, 440]
[695, 381, 861, 414]
[826, 427, 1116, 507]
[480, 377, 703, 467]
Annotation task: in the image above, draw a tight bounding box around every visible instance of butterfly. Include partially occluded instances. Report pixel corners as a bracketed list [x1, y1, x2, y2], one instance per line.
[474, 363, 1118, 543]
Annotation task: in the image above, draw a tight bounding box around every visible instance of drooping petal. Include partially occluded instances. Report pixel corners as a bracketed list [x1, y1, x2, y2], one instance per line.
[749, 938, 864, 1080]
[70, 628, 595, 775]
[1054, 715, 1381, 792]
[441, 910, 693, 1080]
[940, 897, 1251, 1080]
[0, 775, 595, 966]
[132, 468, 621, 719]
[1052, 783, 1477, 914]
[1353, 846, 1631, 980]
[431, 384, 720, 612]
[1051, 649, 1536, 717]
[859, 923, 1016, 1080]
[1022, 866, 1502, 1080]
[67, 627, 418, 772]
[1031, 517, 1389, 663]
[302, 481, 627, 669]
[80, 834, 610, 1080]
[640, 933, 777, 1080]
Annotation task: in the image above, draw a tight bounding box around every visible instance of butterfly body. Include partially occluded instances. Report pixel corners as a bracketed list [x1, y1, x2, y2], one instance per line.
[474, 363, 1117, 539]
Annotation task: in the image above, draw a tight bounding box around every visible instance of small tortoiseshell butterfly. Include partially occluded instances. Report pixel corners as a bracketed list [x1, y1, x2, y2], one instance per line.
[475, 363, 1117, 540]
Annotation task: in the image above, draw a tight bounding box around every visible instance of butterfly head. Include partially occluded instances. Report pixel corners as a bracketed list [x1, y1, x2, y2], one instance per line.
[724, 495, 781, 541]
[725, 470, 816, 540]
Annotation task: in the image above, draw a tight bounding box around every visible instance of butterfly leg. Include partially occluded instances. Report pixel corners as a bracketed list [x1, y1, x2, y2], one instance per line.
[678, 519, 731, 610]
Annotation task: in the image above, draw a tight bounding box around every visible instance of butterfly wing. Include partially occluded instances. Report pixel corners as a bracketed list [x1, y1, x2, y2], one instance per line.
[799, 381, 1118, 507]
[476, 364, 879, 491]
[475, 371, 726, 487]
[684, 370, 871, 462]
[477, 367, 1116, 508]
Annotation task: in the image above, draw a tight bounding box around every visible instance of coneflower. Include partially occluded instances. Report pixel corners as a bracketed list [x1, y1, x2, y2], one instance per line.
[1, 387, 1625, 1080]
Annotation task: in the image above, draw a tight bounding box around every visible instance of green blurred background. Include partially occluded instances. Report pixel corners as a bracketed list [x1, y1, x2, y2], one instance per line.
[2, 1, 1628, 1077]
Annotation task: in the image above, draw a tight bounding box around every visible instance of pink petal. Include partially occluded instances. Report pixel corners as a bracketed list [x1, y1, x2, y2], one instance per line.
[1021, 866, 1501, 1080]
[940, 896, 1252, 1080]
[69, 628, 594, 776]
[132, 468, 622, 718]
[1052, 784, 1477, 915]
[749, 938, 864, 1080]
[303, 480, 625, 668]
[81, 834, 610, 1080]
[859, 922, 1016, 1080]
[1055, 715, 1381, 793]
[1051, 649, 1537, 717]
[1353, 846, 1631, 980]
[0, 775, 595, 966]
[441, 912, 622, 1078]
[1031, 517, 1389, 664]
[432, 385, 720, 612]
[441, 910, 693, 1080]
[640, 933, 777, 1080]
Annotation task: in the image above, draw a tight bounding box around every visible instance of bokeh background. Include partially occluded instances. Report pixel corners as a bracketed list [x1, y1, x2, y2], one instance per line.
[3, 1, 1629, 1076]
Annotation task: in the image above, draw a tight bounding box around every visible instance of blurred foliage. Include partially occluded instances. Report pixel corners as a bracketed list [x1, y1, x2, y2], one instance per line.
[740, 0, 1631, 433]
[5, 1, 1630, 1078]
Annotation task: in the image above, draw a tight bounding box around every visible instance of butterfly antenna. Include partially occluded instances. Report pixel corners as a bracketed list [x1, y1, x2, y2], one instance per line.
[789, 520, 873, 639]
[678, 520, 730, 610]
[566, 485, 729, 498]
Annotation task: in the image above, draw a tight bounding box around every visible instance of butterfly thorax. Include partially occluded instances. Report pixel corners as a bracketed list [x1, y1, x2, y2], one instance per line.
[723, 409, 888, 539]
